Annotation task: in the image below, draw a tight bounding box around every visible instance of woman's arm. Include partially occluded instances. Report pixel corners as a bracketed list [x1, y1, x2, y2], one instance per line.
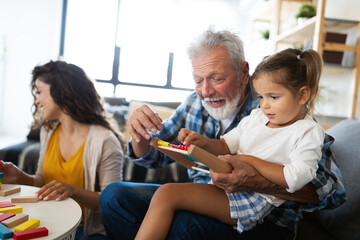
[0, 160, 35, 186]
[36, 181, 101, 211]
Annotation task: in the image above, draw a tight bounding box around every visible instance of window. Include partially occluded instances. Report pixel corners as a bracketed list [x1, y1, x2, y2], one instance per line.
[62, 0, 244, 101]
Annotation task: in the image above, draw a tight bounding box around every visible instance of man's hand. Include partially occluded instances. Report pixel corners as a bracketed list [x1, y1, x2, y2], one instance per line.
[211, 155, 266, 193]
[128, 104, 163, 143]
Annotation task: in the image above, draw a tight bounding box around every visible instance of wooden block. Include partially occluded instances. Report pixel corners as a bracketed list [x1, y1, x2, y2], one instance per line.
[0, 203, 16, 208]
[150, 137, 232, 173]
[0, 213, 15, 222]
[0, 222, 13, 239]
[150, 137, 196, 169]
[13, 227, 49, 240]
[11, 196, 38, 203]
[188, 145, 232, 173]
[0, 187, 21, 196]
[0, 172, 3, 190]
[1, 213, 29, 228]
[0, 206, 23, 214]
[0, 201, 13, 207]
[14, 219, 40, 232]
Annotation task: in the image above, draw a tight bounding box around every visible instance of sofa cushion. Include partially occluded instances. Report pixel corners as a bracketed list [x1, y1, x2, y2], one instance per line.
[307, 119, 360, 240]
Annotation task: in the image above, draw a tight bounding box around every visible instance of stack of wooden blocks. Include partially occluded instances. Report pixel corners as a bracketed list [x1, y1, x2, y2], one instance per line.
[0, 182, 48, 240]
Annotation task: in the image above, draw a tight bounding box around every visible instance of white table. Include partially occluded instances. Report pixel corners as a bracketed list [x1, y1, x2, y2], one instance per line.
[0, 184, 82, 240]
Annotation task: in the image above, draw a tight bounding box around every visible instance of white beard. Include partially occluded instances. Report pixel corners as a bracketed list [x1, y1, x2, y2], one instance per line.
[202, 92, 242, 121]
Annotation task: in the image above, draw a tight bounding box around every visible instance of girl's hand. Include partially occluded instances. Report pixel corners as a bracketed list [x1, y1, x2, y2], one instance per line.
[178, 128, 209, 147]
[36, 180, 75, 201]
[0, 160, 23, 183]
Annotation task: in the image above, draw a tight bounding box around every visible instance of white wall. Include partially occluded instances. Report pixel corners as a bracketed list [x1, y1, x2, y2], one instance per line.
[326, 0, 360, 22]
[0, 0, 359, 143]
[0, 0, 62, 138]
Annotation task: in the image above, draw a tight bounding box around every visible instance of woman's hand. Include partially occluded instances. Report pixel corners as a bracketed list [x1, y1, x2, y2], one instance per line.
[0, 160, 24, 184]
[36, 180, 76, 201]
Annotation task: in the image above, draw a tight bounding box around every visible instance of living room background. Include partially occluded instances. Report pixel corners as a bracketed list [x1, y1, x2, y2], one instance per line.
[0, 0, 359, 147]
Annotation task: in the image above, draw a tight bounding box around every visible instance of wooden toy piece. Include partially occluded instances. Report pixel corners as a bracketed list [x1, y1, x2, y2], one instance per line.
[11, 196, 38, 203]
[0, 205, 23, 214]
[14, 219, 40, 232]
[150, 137, 196, 170]
[0, 201, 13, 207]
[0, 213, 15, 222]
[13, 227, 49, 240]
[150, 137, 232, 173]
[0, 223, 13, 239]
[0, 186, 21, 196]
[1, 213, 29, 228]
[187, 144, 233, 173]
[0, 202, 16, 208]
[0, 172, 3, 190]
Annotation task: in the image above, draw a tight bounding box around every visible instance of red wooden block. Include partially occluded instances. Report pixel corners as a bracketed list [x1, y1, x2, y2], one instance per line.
[13, 227, 49, 240]
[0, 201, 14, 206]
[0, 203, 16, 208]
[0, 213, 15, 222]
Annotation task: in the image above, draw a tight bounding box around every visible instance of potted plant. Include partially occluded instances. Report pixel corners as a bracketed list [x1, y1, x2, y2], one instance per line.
[260, 29, 270, 40]
[296, 3, 316, 25]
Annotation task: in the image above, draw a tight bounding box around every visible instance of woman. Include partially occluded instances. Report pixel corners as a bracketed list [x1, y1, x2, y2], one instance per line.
[0, 60, 125, 239]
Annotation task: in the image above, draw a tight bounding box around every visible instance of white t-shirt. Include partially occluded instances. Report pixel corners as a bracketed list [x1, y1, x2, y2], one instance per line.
[222, 108, 325, 205]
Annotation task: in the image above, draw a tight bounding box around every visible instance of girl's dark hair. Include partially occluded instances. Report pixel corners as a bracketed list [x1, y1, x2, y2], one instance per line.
[30, 60, 125, 146]
[251, 48, 323, 113]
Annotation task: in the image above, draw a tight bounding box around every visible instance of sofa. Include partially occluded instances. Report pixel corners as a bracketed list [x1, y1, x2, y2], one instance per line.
[297, 118, 360, 240]
[0, 98, 359, 240]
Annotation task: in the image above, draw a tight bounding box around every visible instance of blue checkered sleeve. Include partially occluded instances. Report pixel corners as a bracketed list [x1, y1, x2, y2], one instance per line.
[127, 92, 216, 182]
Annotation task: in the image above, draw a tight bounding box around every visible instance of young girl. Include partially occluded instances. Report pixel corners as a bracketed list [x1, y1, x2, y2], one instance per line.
[0, 60, 125, 239]
[134, 48, 325, 240]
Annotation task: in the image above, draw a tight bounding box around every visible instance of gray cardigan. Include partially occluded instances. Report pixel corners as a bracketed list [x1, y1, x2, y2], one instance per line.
[35, 123, 123, 236]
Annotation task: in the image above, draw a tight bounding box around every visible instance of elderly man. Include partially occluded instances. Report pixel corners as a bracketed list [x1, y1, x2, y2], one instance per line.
[100, 28, 346, 240]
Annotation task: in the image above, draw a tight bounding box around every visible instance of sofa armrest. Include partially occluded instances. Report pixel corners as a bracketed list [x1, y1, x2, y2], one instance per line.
[297, 119, 360, 240]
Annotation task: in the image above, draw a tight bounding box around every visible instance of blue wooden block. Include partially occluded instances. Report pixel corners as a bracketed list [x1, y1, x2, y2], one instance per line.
[0, 223, 13, 239]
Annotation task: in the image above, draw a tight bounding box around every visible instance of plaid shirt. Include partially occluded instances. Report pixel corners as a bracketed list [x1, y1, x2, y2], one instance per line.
[128, 91, 347, 232]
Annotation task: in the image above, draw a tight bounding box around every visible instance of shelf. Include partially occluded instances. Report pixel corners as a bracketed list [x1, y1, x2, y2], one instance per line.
[274, 17, 359, 46]
[268, 0, 360, 118]
[274, 17, 316, 43]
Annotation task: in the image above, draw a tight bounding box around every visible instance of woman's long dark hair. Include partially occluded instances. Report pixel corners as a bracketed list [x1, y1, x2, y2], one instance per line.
[30, 60, 125, 146]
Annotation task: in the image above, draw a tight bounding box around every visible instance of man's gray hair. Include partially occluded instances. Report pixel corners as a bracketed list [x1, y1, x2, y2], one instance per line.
[187, 26, 245, 79]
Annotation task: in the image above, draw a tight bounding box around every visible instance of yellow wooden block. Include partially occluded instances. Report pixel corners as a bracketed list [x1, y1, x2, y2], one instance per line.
[14, 219, 40, 232]
[0, 205, 23, 214]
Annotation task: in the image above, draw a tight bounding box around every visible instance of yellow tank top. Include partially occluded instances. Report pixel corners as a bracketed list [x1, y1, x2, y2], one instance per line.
[43, 125, 86, 225]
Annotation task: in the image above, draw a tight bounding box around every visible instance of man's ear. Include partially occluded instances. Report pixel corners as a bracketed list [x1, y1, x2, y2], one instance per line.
[298, 86, 310, 105]
[241, 62, 250, 86]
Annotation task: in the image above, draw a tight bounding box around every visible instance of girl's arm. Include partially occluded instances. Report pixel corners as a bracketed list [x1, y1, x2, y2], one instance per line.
[178, 128, 230, 156]
[236, 155, 288, 189]
[211, 155, 318, 204]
